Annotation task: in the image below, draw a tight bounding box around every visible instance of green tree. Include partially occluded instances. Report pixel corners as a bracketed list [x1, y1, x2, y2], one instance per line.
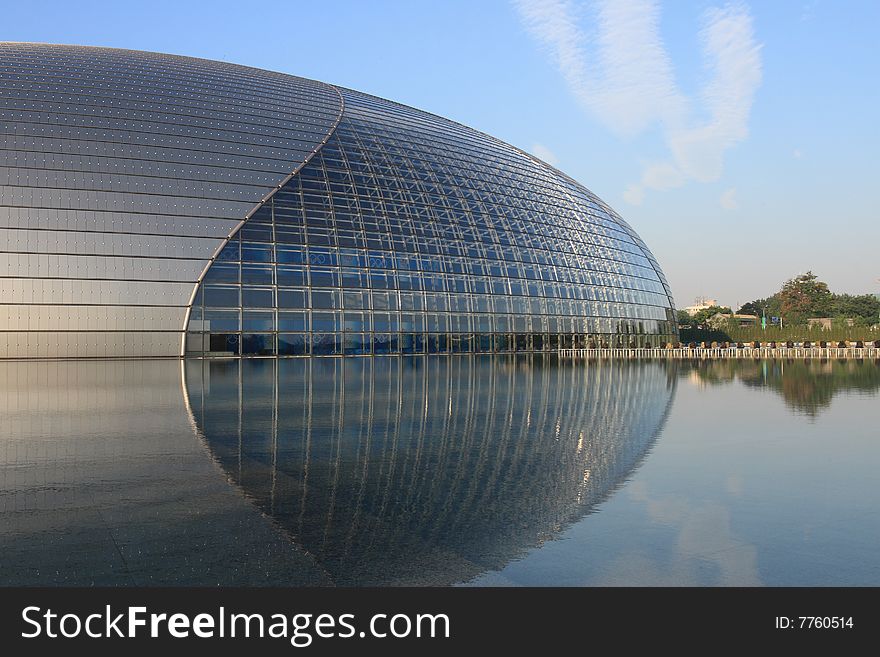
[737, 299, 764, 316]
[675, 309, 693, 326]
[832, 293, 880, 323]
[738, 297, 782, 319]
[776, 271, 832, 324]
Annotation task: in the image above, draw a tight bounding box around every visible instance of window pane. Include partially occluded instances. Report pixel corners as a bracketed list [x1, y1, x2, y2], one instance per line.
[277, 267, 306, 286]
[342, 290, 368, 309]
[311, 312, 340, 331]
[278, 333, 308, 355]
[204, 286, 239, 308]
[241, 243, 273, 262]
[239, 225, 273, 242]
[343, 333, 370, 355]
[204, 309, 239, 331]
[309, 268, 338, 287]
[242, 287, 273, 308]
[311, 289, 341, 309]
[373, 334, 392, 354]
[344, 312, 368, 331]
[241, 333, 275, 356]
[243, 311, 274, 331]
[276, 246, 305, 263]
[241, 265, 273, 285]
[278, 312, 307, 331]
[311, 332, 340, 355]
[278, 289, 307, 309]
[210, 333, 240, 355]
[203, 263, 238, 284]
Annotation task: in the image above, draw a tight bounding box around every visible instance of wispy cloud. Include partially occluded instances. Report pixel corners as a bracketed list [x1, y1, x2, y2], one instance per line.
[720, 187, 738, 210]
[531, 142, 560, 166]
[622, 184, 645, 206]
[514, 0, 762, 203]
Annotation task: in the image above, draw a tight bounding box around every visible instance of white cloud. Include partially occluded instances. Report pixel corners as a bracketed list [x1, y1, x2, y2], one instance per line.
[531, 142, 560, 166]
[514, 0, 683, 138]
[625, 482, 762, 586]
[624, 161, 686, 203]
[514, 0, 762, 201]
[668, 4, 763, 183]
[720, 187, 738, 210]
[793, 148, 803, 158]
[622, 183, 644, 205]
[642, 162, 686, 191]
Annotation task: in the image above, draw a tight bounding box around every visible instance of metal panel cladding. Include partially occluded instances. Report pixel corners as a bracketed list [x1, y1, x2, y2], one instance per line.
[0, 43, 341, 357]
[187, 88, 677, 356]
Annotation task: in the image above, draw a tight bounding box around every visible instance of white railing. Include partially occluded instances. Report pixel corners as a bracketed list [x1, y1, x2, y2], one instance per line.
[557, 347, 880, 359]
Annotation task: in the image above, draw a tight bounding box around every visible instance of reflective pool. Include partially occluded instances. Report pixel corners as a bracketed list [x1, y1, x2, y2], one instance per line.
[1, 356, 878, 586]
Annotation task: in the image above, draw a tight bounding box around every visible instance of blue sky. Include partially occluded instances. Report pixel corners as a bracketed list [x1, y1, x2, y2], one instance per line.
[4, 0, 878, 309]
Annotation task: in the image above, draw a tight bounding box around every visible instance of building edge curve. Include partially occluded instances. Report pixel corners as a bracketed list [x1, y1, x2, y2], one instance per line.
[0, 42, 343, 358]
[178, 86, 346, 356]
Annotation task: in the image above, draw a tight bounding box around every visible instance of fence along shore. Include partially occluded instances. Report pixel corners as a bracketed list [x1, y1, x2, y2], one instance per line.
[559, 340, 880, 359]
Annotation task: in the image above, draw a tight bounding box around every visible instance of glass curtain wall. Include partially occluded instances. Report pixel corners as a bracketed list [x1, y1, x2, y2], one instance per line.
[187, 90, 676, 357]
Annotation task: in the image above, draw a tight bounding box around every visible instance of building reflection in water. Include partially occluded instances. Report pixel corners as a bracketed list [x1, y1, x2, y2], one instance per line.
[184, 355, 676, 585]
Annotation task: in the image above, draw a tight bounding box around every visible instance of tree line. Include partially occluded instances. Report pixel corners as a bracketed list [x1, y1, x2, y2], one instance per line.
[679, 272, 879, 328]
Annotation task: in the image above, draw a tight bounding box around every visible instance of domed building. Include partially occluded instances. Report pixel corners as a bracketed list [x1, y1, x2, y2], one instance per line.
[0, 43, 676, 358]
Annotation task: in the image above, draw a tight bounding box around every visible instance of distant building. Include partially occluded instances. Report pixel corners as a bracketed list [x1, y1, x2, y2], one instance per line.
[808, 318, 854, 330]
[683, 297, 719, 315]
[708, 313, 758, 328]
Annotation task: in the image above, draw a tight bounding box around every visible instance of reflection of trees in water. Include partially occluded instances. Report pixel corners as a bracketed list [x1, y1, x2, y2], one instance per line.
[679, 359, 880, 416]
[185, 356, 675, 585]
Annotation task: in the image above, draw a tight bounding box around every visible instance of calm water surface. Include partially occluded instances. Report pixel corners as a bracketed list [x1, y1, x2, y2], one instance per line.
[1, 356, 877, 586]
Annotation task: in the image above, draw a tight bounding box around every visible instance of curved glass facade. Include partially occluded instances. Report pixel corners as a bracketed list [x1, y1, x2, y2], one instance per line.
[186, 89, 676, 356]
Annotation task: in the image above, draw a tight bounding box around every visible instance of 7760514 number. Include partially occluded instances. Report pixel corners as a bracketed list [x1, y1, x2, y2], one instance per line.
[775, 617, 853, 629]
